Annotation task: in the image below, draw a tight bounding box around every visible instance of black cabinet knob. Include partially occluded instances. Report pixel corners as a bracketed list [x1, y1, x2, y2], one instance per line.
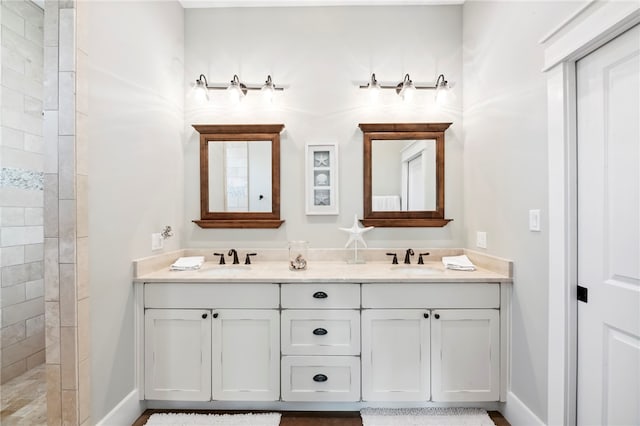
[213, 313, 219, 318]
[313, 328, 328, 336]
[423, 313, 429, 319]
[313, 374, 328, 382]
[202, 313, 208, 319]
[434, 313, 440, 319]
[312, 291, 328, 299]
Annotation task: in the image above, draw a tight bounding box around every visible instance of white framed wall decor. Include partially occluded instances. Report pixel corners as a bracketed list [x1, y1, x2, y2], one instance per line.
[305, 142, 339, 215]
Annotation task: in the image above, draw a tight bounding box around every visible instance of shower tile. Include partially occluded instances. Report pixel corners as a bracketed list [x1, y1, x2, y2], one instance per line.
[59, 263, 76, 327]
[58, 9, 76, 72]
[58, 200, 75, 263]
[60, 326, 77, 390]
[46, 364, 62, 425]
[44, 238, 59, 301]
[58, 136, 75, 200]
[45, 301, 60, 364]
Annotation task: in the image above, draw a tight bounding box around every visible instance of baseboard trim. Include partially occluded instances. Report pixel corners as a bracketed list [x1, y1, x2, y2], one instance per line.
[503, 391, 545, 426]
[96, 389, 146, 426]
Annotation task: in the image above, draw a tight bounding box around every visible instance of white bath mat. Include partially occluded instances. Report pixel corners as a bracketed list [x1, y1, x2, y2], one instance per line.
[145, 412, 281, 426]
[360, 407, 495, 426]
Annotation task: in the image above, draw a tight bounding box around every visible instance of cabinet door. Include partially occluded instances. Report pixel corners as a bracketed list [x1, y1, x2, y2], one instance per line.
[212, 309, 280, 401]
[362, 309, 430, 401]
[144, 309, 211, 401]
[431, 309, 500, 401]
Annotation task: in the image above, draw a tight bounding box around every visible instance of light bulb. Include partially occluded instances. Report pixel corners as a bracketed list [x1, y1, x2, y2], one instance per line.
[261, 75, 275, 103]
[194, 75, 209, 102]
[227, 85, 242, 103]
[401, 83, 415, 102]
[368, 73, 381, 101]
[399, 74, 415, 103]
[434, 74, 451, 106]
[227, 75, 245, 104]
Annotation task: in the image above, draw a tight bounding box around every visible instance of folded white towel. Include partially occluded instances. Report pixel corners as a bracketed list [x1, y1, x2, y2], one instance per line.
[170, 256, 205, 271]
[372, 195, 401, 211]
[442, 254, 476, 271]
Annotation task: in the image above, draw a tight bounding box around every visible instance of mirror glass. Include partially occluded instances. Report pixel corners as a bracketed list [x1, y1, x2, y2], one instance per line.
[360, 122, 452, 227]
[193, 124, 284, 229]
[207, 141, 272, 212]
[371, 139, 436, 211]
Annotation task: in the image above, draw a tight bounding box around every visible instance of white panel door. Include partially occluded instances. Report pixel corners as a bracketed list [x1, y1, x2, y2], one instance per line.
[144, 309, 212, 401]
[407, 156, 425, 211]
[577, 24, 640, 426]
[361, 309, 430, 401]
[431, 309, 499, 402]
[212, 309, 280, 401]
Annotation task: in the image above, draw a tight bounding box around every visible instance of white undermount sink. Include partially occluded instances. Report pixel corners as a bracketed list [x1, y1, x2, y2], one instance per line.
[389, 265, 440, 275]
[198, 265, 252, 275]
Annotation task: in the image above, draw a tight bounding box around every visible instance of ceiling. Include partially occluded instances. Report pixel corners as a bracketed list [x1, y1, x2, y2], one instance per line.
[179, 0, 464, 8]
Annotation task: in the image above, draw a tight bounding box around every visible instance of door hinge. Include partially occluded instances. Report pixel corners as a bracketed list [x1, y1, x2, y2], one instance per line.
[577, 285, 588, 303]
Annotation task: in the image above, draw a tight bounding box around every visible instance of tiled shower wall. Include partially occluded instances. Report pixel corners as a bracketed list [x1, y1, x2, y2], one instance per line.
[0, 0, 45, 384]
[43, 0, 90, 423]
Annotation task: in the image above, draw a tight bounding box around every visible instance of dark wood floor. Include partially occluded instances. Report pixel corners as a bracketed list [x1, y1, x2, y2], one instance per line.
[133, 409, 510, 425]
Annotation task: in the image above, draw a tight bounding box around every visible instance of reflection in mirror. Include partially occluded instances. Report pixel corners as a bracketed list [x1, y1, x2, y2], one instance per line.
[360, 122, 452, 227]
[193, 124, 284, 228]
[208, 141, 272, 212]
[371, 139, 436, 211]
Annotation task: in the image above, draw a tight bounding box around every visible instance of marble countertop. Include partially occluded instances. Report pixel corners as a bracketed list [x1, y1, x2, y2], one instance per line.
[134, 251, 512, 284]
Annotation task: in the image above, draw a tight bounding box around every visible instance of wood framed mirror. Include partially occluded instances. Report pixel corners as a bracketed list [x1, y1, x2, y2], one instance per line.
[193, 124, 284, 228]
[360, 122, 452, 227]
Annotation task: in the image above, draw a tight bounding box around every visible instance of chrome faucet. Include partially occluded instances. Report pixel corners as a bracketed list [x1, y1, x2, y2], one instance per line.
[404, 248, 415, 264]
[228, 249, 239, 264]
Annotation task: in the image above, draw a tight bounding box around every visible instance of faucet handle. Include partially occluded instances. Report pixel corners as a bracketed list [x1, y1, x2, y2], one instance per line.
[418, 252, 430, 264]
[386, 253, 398, 264]
[213, 253, 226, 265]
[244, 253, 257, 264]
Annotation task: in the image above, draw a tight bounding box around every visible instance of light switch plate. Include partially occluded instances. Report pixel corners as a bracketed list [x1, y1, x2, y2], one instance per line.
[476, 231, 487, 249]
[151, 233, 163, 250]
[529, 209, 541, 232]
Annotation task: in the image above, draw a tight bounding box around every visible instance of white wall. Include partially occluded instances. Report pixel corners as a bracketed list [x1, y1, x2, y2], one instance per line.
[462, 1, 583, 422]
[184, 6, 463, 249]
[87, 1, 184, 421]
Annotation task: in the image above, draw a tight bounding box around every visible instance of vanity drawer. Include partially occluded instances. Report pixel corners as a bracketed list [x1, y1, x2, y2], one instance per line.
[144, 283, 279, 309]
[281, 356, 360, 402]
[362, 283, 499, 309]
[281, 283, 360, 309]
[282, 310, 360, 356]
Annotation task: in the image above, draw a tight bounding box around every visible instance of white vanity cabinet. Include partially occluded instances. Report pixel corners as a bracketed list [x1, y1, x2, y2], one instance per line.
[361, 309, 431, 401]
[144, 308, 212, 401]
[430, 309, 499, 402]
[280, 283, 361, 402]
[143, 283, 280, 402]
[361, 283, 502, 403]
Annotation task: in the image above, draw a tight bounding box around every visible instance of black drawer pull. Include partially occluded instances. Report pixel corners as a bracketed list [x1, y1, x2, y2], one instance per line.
[313, 328, 328, 336]
[202, 313, 208, 319]
[313, 374, 328, 382]
[312, 291, 328, 299]
[213, 313, 219, 318]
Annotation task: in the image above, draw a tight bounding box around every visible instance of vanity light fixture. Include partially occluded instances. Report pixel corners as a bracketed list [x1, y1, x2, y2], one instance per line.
[261, 75, 276, 103]
[398, 73, 416, 102]
[227, 74, 246, 103]
[194, 74, 210, 102]
[194, 74, 285, 103]
[359, 73, 452, 103]
[367, 73, 381, 100]
[434, 74, 452, 105]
